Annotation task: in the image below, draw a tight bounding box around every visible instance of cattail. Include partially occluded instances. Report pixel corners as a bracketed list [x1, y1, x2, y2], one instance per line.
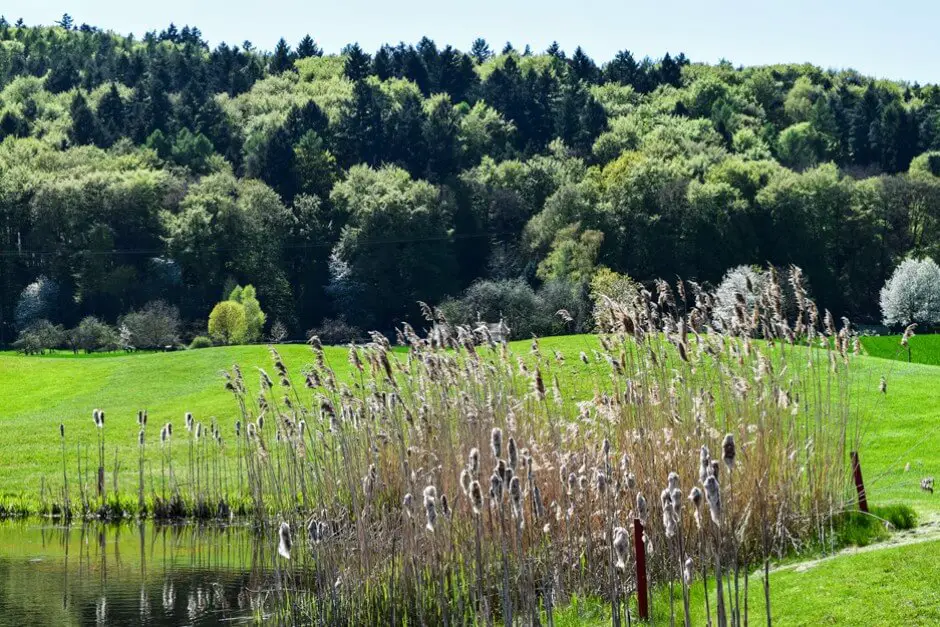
[160, 426, 168, 444]
[403, 493, 414, 518]
[257, 414, 265, 431]
[460, 468, 472, 495]
[235, 420, 241, 437]
[441, 494, 451, 518]
[567, 472, 578, 496]
[596, 470, 608, 495]
[166, 423, 172, 436]
[508, 437, 518, 469]
[637, 492, 648, 523]
[580, 351, 589, 364]
[699, 446, 710, 484]
[195, 423, 203, 440]
[921, 477, 934, 494]
[710, 459, 720, 478]
[490, 472, 503, 501]
[671, 488, 683, 513]
[613, 527, 630, 569]
[509, 476, 523, 520]
[722, 434, 736, 470]
[184, 412, 193, 432]
[470, 480, 484, 514]
[423, 486, 437, 532]
[491, 428, 503, 459]
[469, 448, 480, 476]
[531, 484, 544, 519]
[704, 476, 721, 525]
[684, 557, 694, 585]
[879, 376, 887, 395]
[277, 522, 292, 559]
[901, 323, 917, 347]
[667, 471, 680, 491]
[138, 430, 145, 447]
[59, 424, 64, 438]
[602, 438, 611, 457]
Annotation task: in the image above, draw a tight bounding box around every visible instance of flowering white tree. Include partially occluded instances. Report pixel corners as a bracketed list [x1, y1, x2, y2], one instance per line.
[880, 256, 940, 327]
[713, 265, 765, 331]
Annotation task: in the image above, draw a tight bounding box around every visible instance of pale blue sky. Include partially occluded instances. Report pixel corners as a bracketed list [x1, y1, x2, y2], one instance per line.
[6, 1, 938, 83]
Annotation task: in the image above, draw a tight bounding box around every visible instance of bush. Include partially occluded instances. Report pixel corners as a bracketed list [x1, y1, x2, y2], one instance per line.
[437, 278, 590, 339]
[118, 301, 181, 349]
[208, 301, 248, 345]
[12, 320, 65, 354]
[188, 335, 213, 349]
[229, 284, 266, 342]
[306, 317, 364, 345]
[70, 317, 119, 353]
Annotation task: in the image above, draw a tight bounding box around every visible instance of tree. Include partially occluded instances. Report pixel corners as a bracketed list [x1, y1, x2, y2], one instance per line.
[68, 92, 99, 146]
[713, 265, 766, 332]
[208, 300, 248, 345]
[229, 284, 266, 342]
[14, 276, 60, 331]
[71, 316, 119, 353]
[296, 35, 322, 59]
[270, 38, 294, 74]
[343, 43, 372, 81]
[118, 301, 181, 349]
[470, 38, 492, 64]
[880, 256, 940, 328]
[96, 83, 126, 146]
[777, 122, 825, 170]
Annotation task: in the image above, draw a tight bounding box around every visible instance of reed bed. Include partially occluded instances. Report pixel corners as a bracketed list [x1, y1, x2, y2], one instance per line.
[47, 266, 868, 625]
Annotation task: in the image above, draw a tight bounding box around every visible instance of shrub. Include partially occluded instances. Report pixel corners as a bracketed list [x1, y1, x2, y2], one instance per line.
[229, 285, 266, 342]
[268, 319, 289, 343]
[208, 301, 248, 345]
[880, 256, 940, 328]
[713, 265, 766, 331]
[70, 317, 119, 353]
[118, 301, 181, 349]
[12, 319, 65, 354]
[188, 335, 213, 349]
[306, 317, 363, 345]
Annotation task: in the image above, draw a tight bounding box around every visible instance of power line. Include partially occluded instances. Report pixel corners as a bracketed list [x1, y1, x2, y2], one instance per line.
[0, 230, 519, 257]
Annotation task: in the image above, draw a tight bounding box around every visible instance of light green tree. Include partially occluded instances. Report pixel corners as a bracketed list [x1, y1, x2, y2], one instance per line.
[208, 300, 247, 345]
[229, 284, 265, 342]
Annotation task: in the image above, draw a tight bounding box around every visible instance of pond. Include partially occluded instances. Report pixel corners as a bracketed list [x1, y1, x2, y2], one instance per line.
[0, 521, 291, 625]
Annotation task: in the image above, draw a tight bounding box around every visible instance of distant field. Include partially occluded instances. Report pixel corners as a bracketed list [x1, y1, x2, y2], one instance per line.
[861, 333, 940, 366]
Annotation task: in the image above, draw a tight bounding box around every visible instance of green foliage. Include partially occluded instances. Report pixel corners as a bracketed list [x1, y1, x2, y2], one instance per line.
[208, 301, 247, 345]
[229, 284, 265, 342]
[188, 335, 213, 349]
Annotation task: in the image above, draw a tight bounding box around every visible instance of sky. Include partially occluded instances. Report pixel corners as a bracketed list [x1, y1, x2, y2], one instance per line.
[6, 0, 940, 84]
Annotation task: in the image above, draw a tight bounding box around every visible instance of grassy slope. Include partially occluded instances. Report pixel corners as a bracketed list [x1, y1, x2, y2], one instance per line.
[861, 334, 940, 366]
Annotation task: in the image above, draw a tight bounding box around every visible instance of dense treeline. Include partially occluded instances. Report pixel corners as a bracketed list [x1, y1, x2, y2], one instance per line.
[1, 15, 939, 343]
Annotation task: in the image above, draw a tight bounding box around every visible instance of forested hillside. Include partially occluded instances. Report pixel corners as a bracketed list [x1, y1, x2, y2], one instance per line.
[2, 15, 939, 343]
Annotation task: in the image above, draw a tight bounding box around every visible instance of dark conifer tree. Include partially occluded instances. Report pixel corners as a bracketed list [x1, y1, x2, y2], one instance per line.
[470, 38, 492, 64]
[96, 83, 126, 146]
[296, 34, 322, 59]
[270, 38, 294, 73]
[68, 92, 99, 146]
[343, 43, 372, 81]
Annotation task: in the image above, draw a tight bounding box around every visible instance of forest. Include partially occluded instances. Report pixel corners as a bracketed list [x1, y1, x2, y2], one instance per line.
[2, 14, 940, 345]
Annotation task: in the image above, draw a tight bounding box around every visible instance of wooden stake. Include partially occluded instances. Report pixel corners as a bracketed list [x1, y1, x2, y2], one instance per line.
[851, 451, 868, 513]
[634, 518, 649, 620]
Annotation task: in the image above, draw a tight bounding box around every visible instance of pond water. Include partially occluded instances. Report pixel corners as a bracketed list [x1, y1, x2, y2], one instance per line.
[0, 521, 289, 626]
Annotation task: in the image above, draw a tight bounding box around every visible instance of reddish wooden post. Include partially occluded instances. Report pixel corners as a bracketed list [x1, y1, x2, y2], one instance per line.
[851, 451, 868, 513]
[633, 518, 649, 620]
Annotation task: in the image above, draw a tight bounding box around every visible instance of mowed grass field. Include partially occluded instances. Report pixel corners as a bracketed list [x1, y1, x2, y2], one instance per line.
[861, 333, 940, 366]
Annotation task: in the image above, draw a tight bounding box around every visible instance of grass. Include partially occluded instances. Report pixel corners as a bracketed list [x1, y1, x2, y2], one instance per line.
[861, 333, 940, 366]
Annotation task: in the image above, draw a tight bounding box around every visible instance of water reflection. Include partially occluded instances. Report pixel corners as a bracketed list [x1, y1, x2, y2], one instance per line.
[0, 521, 285, 625]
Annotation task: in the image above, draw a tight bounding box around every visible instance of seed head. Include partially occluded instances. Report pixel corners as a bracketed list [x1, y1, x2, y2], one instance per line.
[508, 436, 518, 470]
[704, 475, 721, 525]
[636, 492, 648, 523]
[470, 480, 484, 514]
[277, 522, 292, 560]
[460, 468, 472, 495]
[469, 447, 480, 476]
[667, 471, 680, 491]
[613, 527, 630, 570]
[722, 434, 736, 470]
[423, 486, 438, 532]
[59, 424, 64, 438]
[491, 428, 503, 459]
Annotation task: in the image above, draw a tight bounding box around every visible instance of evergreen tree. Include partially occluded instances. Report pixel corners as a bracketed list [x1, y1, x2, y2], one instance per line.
[372, 45, 395, 80]
[68, 92, 99, 146]
[296, 34, 322, 59]
[605, 50, 639, 85]
[470, 38, 492, 64]
[46, 57, 80, 93]
[343, 43, 372, 81]
[270, 38, 294, 74]
[96, 83, 126, 146]
[569, 46, 599, 84]
[658, 52, 682, 87]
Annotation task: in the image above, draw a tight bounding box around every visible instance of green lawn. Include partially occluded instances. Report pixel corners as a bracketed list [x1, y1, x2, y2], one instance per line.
[861, 333, 940, 366]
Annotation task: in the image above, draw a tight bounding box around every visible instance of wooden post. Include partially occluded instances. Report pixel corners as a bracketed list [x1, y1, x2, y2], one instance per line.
[634, 518, 649, 620]
[851, 451, 868, 513]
